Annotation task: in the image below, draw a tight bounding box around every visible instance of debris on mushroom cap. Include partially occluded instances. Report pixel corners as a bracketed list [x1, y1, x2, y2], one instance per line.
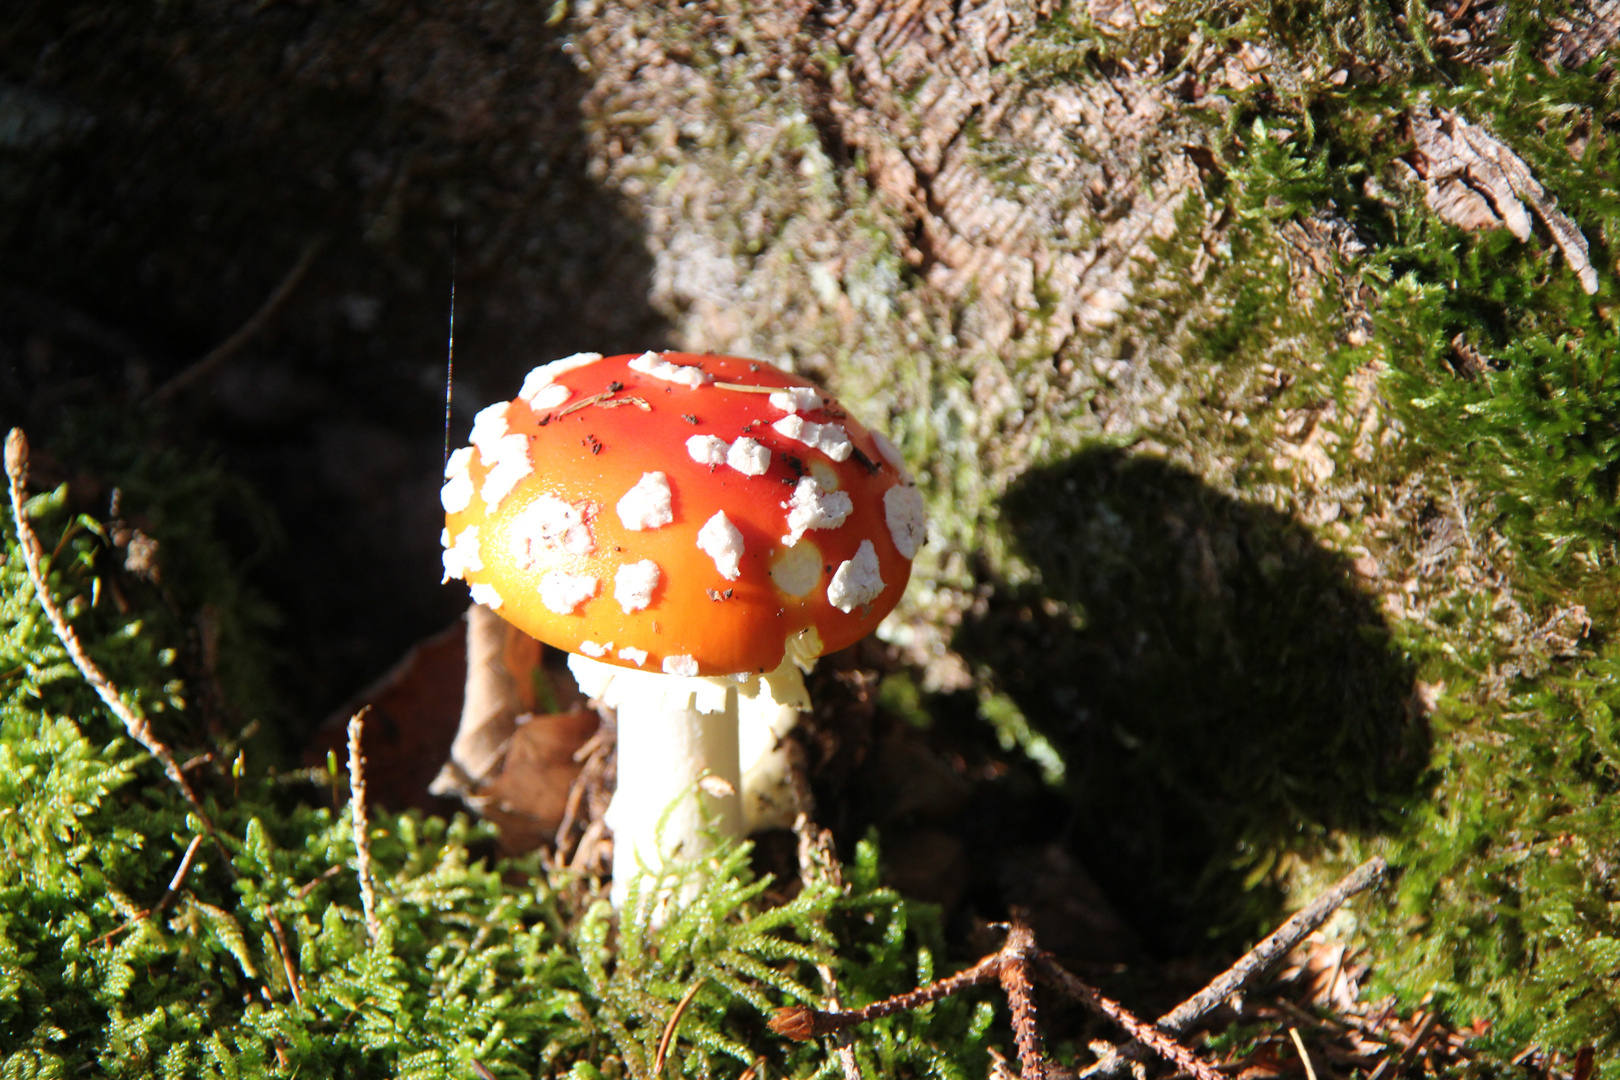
[443, 351, 926, 677]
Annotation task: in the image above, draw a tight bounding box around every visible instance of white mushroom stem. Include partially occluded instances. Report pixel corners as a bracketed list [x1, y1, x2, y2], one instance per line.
[568, 655, 744, 910]
[568, 649, 817, 909]
[738, 661, 810, 832]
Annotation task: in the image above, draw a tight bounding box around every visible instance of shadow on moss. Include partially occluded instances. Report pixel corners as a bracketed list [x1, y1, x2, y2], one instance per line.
[956, 447, 1429, 954]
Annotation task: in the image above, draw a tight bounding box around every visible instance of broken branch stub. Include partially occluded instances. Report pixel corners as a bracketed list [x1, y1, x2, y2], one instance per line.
[1406, 106, 1598, 295]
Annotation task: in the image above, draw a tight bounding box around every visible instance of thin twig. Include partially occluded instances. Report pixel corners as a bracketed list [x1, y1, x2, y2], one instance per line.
[771, 912, 1219, 1080]
[347, 709, 383, 944]
[150, 235, 326, 404]
[1289, 1029, 1319, 1080]
[5, 429, 208, 821]
[1366, 1012, 1437, 1080]
[654, 979, 706, 1076]
[1325, 944, 1348, 1006]
[712, 381, 783, 394]
[770, 954, 1003, 1040]
[794, 813, 863, 1080]
[267, 909, 305, 1008]
[1084, 857, 1388, 1080]
[89, 834, 206, 947]
[1033, 957, 1224, 1080]
[549, 390, 651, 421]
[293, 864, 344, 901]
[159, 834, 207, 912]
[1160, 857, 1388, 1035]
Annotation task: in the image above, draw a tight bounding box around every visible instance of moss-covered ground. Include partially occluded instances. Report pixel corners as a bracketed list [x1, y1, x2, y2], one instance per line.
[1, 461, 999, 1077]
[4, 0, 1620, 1073]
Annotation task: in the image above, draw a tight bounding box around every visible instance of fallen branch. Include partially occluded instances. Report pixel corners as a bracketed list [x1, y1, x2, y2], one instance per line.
[999, 920, 1047, 1080]
[1084, 855, 1388, 1078]
[770, 952, 1002, 1039]
[1164, 856, 1388, 1034]
[772, 914, 1220, 1080]
[1032, 958, 1222, 1080]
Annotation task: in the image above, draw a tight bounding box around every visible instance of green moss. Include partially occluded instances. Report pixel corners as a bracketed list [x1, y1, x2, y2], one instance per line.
[1004, 0, 1620, 1058]
[0, 446, 1005, 1078]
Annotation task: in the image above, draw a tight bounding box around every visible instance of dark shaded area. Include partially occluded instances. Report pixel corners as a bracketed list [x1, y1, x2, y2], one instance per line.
[793, 639, 1142, 970]
[956, 448, 1429, 954]
[0, 1, 667, 741]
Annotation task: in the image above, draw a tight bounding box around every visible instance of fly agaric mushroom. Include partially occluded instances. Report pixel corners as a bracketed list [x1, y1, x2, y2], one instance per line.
[441, 351, 925, 907]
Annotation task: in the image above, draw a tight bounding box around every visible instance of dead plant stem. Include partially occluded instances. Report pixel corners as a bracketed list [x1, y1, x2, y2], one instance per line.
[6, 428, 207, 819]
[347, 709, 383, 944]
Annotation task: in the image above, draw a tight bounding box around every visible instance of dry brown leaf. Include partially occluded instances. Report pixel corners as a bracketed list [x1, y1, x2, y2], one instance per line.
[312, 605, 598, 855]
[478, 707, 601, 854]
[308, 620, 468, 815]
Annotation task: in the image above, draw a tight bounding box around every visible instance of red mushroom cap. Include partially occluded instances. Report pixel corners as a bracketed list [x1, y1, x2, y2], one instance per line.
[441, 352, 925, 678]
